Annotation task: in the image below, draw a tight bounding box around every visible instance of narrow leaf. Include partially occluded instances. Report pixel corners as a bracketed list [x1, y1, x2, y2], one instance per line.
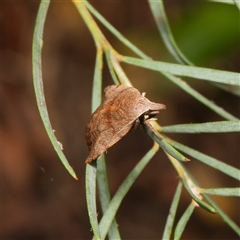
[86, 162, 101, 239]
[105, 50, 119, 85]
[181, 177, 217, 213]
[84, 1, 238, 120]
[98, 143, 159, 239]
[143, 120, 189, 162]
[234, 0, 240, 9]
[208, 0, 235, 4]
[32, 0, 77, 179]
[162, 120, 240, 133]
[162, 72, 238, 120]
[204, 194, 240, 236]
[174, 203, 196, 240]
[84, 1, 149, 59]
[166, 154, 216, 213]
[162, 182, 183, 240]
[97, 156, 121, 239]
[148, 0, 193, 65]
[202, 188, 240, 196]
[122, 56, 240, 86]
[91, 47, 103, 112]
[168, 139, 240, 181]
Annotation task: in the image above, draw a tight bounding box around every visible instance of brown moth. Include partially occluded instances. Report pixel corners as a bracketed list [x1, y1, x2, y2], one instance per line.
[85, 85, 166, 164]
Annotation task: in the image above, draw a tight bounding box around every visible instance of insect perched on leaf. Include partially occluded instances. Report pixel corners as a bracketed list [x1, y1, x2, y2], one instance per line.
[85, 85, 166, 164]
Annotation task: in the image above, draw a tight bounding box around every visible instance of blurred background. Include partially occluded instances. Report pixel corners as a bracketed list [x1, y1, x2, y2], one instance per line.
[2, 1, 240, 239]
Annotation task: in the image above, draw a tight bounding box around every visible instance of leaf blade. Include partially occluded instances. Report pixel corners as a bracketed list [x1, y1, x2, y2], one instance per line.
[98, 143, 159, 239]
[32, 0, 77, 179]
[122, 56, 240, 86]
[202, 188, 240, 196]
[86, 162, 101, 239]
[174, 203, 196, 240]
[162, 120, 240, 133]
[148, 0, 193, 65]
[168, 139, 240, 181]
[162, 182, 183, 240]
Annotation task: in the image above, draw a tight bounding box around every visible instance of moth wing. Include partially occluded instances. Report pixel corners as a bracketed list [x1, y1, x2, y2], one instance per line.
[85, 119, 133, 163]
[86, 85, 137, 150]
[101, 85, 130, 108]
[85, 84, 166, 164]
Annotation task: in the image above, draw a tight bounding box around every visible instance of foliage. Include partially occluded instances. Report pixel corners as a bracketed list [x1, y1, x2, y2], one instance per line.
[32, 0, 240, 239]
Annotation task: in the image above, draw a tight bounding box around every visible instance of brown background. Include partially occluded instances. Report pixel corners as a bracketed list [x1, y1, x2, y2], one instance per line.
[2, 1, 240, 239]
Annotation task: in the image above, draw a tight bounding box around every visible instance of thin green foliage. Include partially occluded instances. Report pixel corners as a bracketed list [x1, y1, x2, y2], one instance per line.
[98, 143, 159, 239]
[162, 120, 240, 133]
[208, 0, 240, 10]
[96, 157, 121, 239]
[148, 0, 240, 97]
[122, 56, 240, 86]
[91, 47, 103, 112]
[202, 188, 240, 196]
[166, 154, 216, 214]
[203, 194, 240, 235]
[84, 1, 149, 59]
[174, 202, 196, 240]
[85, 162, 101, 239]
[105, 50, 119, 85]
[32, 0, 77, 179]
[159, 72, 238, 120]
[162, 182, 183, 240]
[181, 177, 216, 213]
[33, 0, 240, 239]
[85, 1, 239, 120]
[143, 120, 189, 162]
[168, 139, 240, 180]
[148, 0, 194, 65]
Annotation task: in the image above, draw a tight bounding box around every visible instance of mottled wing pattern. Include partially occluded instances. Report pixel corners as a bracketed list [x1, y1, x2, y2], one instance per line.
[85, 85, 165, 164]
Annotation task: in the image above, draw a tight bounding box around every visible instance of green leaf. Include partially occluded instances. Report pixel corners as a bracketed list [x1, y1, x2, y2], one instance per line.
[168, 139, 240, 181]
[148, 0, 193, 65]
[174, 203, 196, 240]
[142, 120, 189, 162]
[210, 0, 240, 9]
[105, 50, 119, 85]
[203, 194, 240, 235]
[84, 1, 149, 59]
[202, 188, 240, 196]
[208, 0, 235, 4]
[84, 1, 238, 120]
[181, 177, 216, 213]
[91, 47, 103, 112]
[97, 156, 121, 239]
[160, 72, 238, 120]
[98, 143, 159, 239]
[85, 162, 101, 239]
[32, 0, 77, 179]
[162, 182, 183, 240]
[122, 56, 240, 86]
[162, 120, 240, 133]
[166, 154, 216, 213]
[234, 0, 240, 9]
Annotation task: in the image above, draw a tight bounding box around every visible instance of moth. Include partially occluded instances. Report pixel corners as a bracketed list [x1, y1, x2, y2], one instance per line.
[85, 85, 166, 164]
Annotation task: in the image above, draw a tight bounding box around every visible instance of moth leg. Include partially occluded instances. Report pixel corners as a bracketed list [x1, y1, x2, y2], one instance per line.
[132, 118, 141, 130]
